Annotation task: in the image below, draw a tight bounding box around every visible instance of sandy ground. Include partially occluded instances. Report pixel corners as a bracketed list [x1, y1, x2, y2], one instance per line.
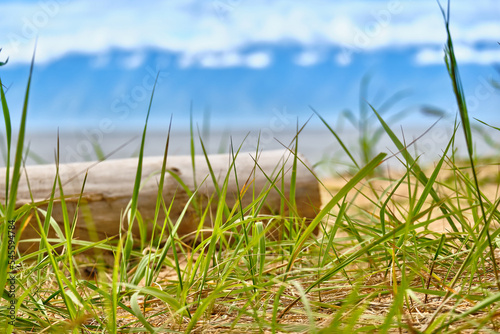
[320, 160, 500, 233]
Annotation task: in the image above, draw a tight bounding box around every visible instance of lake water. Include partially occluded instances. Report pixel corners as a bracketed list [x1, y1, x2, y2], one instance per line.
[3, 119, 498, 177]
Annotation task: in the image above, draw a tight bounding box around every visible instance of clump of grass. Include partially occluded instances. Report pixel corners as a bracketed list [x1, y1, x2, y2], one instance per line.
[2, 2, 500, 333]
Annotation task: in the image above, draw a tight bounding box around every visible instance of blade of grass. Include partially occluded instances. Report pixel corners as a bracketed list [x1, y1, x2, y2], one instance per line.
[289, 120, 299, 216]
[110, 237, 123, 334]
[1, 77, 11, 201]
[1, 49, 35, 304]
[425, 234, 446, 304]
[283, 152, 386, 280]
[438, 0, 496, 287]
[198, 130, 231, 218]
[229, 139, 257, 287]
[311, 106, 360, 169]
[130, 292, 157, 333]
[410, 128, 454, 218]
[190, 101, 197, 190]
[122, 72, 160, 271]
[143, 115, 173, 289]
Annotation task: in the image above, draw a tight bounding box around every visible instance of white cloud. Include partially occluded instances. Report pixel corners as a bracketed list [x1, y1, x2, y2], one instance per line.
[0, 0, 499, 68]
[416, 45, 500, 66]
[245, 52, 271, 68]
[199, 52, 242, 68]
[294, 51, 322, 67]
[178, 51, 271, 68]
[415, 48, 444, 66]
[335, 52, 353, 67]
[121, 52, 146, 69]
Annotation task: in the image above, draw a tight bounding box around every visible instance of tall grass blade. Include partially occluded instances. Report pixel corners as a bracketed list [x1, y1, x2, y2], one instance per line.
[311, 107, 359, 169]
[123, 72, 159, 269]
[190, 101, 197, 189]
[144, 115, 173, 288]
[289, 121, 299, 215]
[1, 49, 35, 304]
[229, 140, 257, 286]
[110, 237, 123, 334]
[437, 0, 498, 292]
[1, 78, 11, 201]
[410, 131, 453, 218]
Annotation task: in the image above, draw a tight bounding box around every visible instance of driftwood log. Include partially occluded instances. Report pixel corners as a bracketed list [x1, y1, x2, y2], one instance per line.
[1, 150, 321, 253]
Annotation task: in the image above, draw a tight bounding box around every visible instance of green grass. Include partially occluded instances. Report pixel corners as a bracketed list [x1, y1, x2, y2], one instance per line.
[2, 4, 500, 333]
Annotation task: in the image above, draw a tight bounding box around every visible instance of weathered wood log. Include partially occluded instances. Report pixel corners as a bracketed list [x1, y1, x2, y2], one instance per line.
[1, 150, 321, 253]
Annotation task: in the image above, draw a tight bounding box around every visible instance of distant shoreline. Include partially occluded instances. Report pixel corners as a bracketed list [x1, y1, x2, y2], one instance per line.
[3, 122, 498, 176]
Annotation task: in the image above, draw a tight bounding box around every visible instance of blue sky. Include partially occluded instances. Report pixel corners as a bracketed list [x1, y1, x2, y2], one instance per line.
[0, 0, 499, 132]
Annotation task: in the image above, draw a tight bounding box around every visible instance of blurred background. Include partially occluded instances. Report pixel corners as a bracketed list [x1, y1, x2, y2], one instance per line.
[0, 0, 499, 169]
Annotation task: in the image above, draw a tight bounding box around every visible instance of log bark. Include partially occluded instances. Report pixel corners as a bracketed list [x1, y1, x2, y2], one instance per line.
[0, 150, 321, 253]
